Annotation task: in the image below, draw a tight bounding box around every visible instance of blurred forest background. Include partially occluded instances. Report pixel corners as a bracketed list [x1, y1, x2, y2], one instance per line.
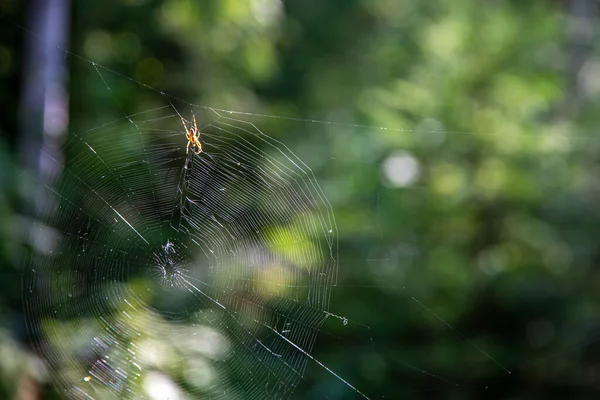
[2, 0, 600, 399]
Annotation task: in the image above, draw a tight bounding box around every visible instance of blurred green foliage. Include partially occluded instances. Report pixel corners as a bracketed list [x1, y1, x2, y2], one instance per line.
[2, 0, 600, 398]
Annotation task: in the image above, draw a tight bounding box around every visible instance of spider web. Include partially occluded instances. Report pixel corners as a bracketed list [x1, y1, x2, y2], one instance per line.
[23, 91, 344, 398]
[21, 68, 526, 398]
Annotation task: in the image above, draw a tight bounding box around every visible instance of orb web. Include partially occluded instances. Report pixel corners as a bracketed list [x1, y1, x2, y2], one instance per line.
[23, 106, 338, 399]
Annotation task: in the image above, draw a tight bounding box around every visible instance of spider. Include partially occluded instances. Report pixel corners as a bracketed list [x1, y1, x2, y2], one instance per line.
[181, 114, 203, 155]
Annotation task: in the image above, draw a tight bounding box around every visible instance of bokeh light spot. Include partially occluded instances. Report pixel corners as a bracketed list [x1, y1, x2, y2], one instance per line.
[381, 150, 420, 188]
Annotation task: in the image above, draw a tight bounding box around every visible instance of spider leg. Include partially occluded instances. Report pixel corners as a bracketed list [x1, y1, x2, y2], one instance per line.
[180, 116, 189, 133]
[186, 141, 190, 154]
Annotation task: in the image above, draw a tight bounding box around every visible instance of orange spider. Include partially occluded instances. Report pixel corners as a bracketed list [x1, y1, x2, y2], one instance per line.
[181, 114, 203, 155]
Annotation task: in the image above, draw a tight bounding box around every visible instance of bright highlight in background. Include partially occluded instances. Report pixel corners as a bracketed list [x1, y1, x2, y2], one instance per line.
[381, 150, 421, 188]
[144, 372, 181, 400]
